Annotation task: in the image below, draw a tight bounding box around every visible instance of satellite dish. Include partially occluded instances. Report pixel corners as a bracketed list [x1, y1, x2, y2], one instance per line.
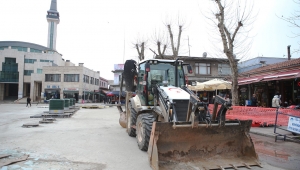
[203, 52, 207, 58]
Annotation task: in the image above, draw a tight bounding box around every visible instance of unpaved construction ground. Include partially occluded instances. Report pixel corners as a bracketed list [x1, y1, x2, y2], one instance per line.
[0, 104, 150, 170]
[0, 103, 299, 170]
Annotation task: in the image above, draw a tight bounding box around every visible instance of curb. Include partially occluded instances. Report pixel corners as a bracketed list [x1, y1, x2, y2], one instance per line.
[250, 130, 300, 143]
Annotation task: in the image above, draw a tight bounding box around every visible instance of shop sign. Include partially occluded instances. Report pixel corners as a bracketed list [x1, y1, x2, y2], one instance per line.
[64, 88, 78, 90]
[114, 64, 124, 70]
[287, 116, 300, 134]
[240, 87, 247, 93]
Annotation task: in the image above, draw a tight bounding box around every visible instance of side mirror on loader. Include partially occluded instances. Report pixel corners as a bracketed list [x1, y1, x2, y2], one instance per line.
[187, 65, 192, 74]
[145, 63, 150, 72]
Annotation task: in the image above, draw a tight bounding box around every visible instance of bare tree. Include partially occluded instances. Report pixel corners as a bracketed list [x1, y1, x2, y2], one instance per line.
[210, 0, 255, 105]
[151, 29, 168, 59]
[167, 24, 183, 59]
[134, 40, 146, 61]
[279, 0, 300, 54]
[134, 18, 186, 61]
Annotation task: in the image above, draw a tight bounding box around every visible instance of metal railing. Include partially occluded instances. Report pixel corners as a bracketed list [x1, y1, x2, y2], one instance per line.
[274, 108, 300, 142]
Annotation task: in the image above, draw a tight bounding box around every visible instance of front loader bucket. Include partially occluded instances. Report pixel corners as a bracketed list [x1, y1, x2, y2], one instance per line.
[117, 104, 126, 128]
[148, 120, 261, 170]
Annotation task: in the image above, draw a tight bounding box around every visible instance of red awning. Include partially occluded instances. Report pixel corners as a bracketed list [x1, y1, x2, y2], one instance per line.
[261, 71, 299, 81]
[238, 77, 264, 85]
[238, 70, 300, 85]
[101, 90, 109, 94]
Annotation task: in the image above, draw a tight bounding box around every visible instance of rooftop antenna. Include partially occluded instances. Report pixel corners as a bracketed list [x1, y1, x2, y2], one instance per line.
[188, 36, 191, 56]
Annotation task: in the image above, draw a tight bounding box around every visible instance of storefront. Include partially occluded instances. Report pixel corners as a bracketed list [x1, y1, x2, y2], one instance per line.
[63, 89, 79, 102]
[238, 73, 300, 107]
[44, 88, 61, 101]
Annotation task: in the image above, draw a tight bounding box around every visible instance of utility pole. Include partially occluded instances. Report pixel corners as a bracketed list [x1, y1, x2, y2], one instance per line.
[187, 36, 191, 56]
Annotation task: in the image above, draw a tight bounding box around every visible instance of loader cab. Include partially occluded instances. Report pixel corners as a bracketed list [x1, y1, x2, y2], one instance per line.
[137, 59, 186, 106]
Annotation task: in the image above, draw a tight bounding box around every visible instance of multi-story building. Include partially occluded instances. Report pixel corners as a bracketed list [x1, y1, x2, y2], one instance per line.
[0, 41, 64, 101]
[99, 77, 109, 102]
[43, 63, 100, 103]
[178, 56, 235, 84]
[110, 64, 125, 92]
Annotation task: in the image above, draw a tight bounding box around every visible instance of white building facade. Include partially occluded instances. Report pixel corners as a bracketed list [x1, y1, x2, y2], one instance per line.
[0, 0, 101, 103]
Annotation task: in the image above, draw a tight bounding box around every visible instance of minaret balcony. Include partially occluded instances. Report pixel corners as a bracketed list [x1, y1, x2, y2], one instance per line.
[47, 14, 59, 19]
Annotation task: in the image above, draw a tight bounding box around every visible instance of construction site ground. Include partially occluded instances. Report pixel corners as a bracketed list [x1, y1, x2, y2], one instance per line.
[0, 102, 299, 170]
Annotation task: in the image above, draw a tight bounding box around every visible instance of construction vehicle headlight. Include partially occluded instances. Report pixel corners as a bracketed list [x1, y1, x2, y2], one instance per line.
[198, 106, 205, 111]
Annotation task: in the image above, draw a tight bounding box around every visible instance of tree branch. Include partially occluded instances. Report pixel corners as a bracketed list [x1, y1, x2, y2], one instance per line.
[176, 25, 182, 57]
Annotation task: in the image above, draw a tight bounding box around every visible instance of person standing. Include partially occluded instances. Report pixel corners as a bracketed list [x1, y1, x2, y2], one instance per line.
[26, 97, 31, 107]
[251, 94, 258, 107]
[272, 93, 281, 108]
[211, 96, 215, 104]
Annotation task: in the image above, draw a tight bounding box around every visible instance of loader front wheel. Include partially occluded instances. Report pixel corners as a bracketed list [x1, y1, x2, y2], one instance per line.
[127, 103, 137, 137]
[136, 113, 155, 151]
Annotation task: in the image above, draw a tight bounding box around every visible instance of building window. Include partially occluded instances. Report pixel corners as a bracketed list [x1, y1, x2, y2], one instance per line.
[37, 69, 42, 74]
[83, 75, 89, 83]
[95, 78, 99, 85]
[30, 48, 42, 53]
[24, 70, 34, 76]
[218, 64, 231, 75]
[11, 46, 27, 52]
[40, 59, 53, 63]
[0, 46, 8, 50]
[64, 74, 79, 82]
[90, 77, 94, 84]
[45, 74, 61, 82]
[195, 63, 210, 75]
[25, 59, 37, 63]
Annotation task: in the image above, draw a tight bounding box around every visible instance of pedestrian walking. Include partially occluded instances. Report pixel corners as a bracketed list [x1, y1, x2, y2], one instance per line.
[251, 94, 257, 107]
[26, 97, 31, 107]
[272, 93, 281, 108]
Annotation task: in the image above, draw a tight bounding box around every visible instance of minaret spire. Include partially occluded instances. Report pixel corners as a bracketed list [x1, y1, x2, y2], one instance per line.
[46, 0, 59, 50]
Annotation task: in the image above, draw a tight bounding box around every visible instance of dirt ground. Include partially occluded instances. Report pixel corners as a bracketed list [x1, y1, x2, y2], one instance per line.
[0, 103, 299, 170]
[0, 104, 150, 170]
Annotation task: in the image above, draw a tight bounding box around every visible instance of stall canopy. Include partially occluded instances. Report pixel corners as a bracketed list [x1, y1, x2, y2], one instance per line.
[106, 91, 126, 97]
[201, 79, 232, 90]
[188, 83, 213, 91]
[238, 70, 300, 85]
[188, 79, 231, 92]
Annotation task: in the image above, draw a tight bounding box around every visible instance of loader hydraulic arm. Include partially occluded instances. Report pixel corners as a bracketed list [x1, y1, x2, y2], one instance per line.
[211, 95, 232, 125]
[153, 84, 168, 110]
[182, 86, 211, 125]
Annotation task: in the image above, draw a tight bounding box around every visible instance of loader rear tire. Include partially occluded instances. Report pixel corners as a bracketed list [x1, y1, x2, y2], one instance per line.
[127, 103, 137, 137]
[136, 113, 155, 151]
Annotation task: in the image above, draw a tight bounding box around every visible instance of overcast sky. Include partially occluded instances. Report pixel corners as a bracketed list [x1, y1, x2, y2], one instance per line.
[0, 0, 298, 79]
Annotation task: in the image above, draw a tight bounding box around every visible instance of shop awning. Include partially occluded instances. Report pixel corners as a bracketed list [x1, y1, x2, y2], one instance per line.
[44, 88, 61, 92]
[238, 70, 300, 85]
[63, 90, 79, 93]
[261, 71, 299, 81]
[238, 77, 264, 85]
[101, 90, 109, 94]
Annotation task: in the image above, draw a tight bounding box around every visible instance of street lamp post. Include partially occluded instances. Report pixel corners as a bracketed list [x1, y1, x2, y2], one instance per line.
[82, 75, 85, 104]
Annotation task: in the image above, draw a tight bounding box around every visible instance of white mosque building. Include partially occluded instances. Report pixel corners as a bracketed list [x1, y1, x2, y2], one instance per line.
[0, 0, 100, 103]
